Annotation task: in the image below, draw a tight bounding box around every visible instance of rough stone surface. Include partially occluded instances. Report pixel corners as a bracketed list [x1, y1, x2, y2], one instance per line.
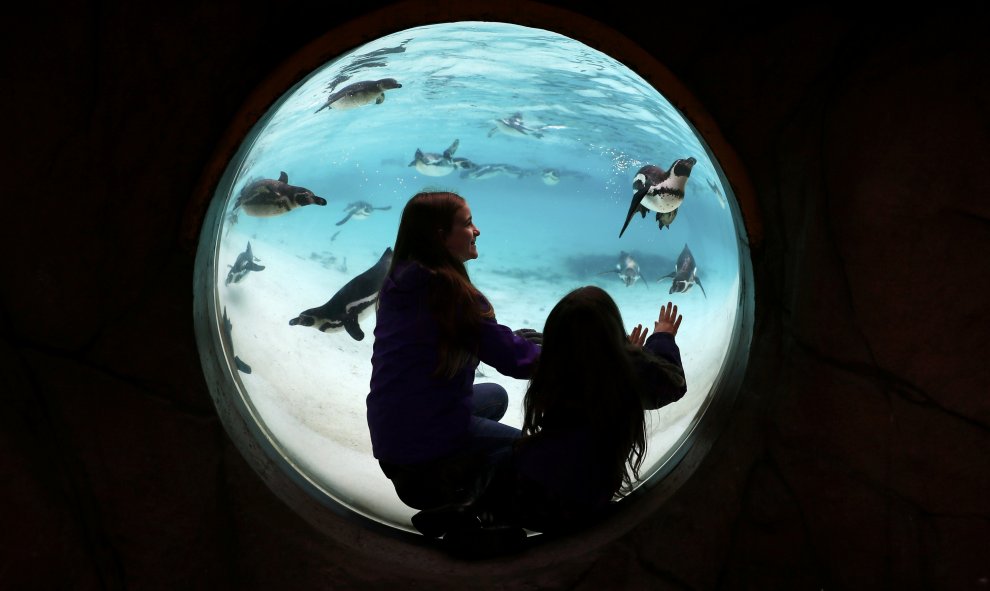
[3, 3, 987, 589]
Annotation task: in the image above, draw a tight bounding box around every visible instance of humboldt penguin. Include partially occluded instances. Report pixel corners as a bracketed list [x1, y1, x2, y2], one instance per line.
[541, 168, 560, 185]
[488, 112, 545, 139]
[460, 163, 524, 180]
[336, 201, 392, 226]
[234, 172, 327, 217]
[658, 243, 707, 298]
[452, 157, 478, 173]
[288, 247, 393, 341]
[225, 241, 265, 285]
[599, 251, 648, 288]
[408, 139, 461, 177]
[314, 78, 402, 112]
[618, 157, 697, 237]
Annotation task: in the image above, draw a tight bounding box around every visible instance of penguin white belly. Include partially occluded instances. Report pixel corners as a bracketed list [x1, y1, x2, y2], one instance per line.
[241, 198, 292, 217]
[641, 193, 683, 213]
[332, 91, 380, 110]
[415, 161, 454, 176]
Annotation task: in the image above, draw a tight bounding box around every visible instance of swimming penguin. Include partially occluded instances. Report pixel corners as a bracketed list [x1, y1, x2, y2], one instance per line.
[460, 163, 525, 180]
[234, 172, 328, 217]
[658, 243, 707, 298]
[409, 139, 461, 177]
[314, 78, 402, 112]
[488, 112, 544, 139]
[618, 157, 697, 238]
[451, 157, 478, 173]
[541, 168, 560, 185]
[288, 247, 393, 341]
[225, 241, 266, 285]
[599, 251, 648, 288]
[336, 201, 392, 226]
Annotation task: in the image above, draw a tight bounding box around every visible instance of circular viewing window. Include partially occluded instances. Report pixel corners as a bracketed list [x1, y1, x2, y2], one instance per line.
[194, 18, 754, 541]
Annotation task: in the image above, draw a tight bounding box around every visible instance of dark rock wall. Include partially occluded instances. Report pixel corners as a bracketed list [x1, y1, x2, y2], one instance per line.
[3, 3, 987, 589]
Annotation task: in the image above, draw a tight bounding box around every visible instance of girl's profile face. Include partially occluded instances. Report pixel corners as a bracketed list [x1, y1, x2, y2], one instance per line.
[443, 204, 480, 262]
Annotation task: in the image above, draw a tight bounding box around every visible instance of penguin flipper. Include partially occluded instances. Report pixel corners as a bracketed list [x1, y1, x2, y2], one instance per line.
[315, 102, 329, 114]
[247, 262, 265, 272]
[444, 139, 459, 159]
[487, 127, 497, 138]
[343, 315, 365, 341]
[657, 271, 675, 284]
[376, 94, 385, 104]
[619, 187, 649, 238]
[697, 277, 708, 299]
[336, 212, 355, 226]
[278, 171, 288, 183]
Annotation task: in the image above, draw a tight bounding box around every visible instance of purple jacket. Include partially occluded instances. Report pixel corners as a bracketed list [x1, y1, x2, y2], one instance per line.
[367, 261, 540, 464]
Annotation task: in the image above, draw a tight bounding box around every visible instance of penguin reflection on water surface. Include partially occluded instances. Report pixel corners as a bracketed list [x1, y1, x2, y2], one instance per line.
[234, 171, 327, 217]
[619, 157, 697, 237]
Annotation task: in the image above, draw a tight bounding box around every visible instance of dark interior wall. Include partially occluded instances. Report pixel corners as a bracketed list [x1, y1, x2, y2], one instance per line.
[3, 2, 987, 589]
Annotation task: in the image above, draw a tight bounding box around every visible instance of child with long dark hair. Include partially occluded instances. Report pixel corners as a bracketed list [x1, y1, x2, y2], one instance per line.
[367, 191, 541, 511]
[415, 286, 687, 548]
[496, 286, 686, 532]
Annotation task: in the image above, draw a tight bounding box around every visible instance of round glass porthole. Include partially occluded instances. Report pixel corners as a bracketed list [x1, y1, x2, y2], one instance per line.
[194, 19, 753, 539]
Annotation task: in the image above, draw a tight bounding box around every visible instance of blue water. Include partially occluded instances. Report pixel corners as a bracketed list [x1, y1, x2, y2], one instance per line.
[223, 21, 738, 279]
[213, 21, 745, 528]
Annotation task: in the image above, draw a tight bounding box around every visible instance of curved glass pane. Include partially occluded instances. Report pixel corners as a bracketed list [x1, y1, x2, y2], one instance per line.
[207, 21, 746, 532]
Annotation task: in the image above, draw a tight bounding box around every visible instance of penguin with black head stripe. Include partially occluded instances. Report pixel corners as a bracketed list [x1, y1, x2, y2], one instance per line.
[619, 157, 696, 237]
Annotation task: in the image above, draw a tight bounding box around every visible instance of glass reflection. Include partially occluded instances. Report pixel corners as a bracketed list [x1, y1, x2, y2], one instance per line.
[211, 21, 743, 532]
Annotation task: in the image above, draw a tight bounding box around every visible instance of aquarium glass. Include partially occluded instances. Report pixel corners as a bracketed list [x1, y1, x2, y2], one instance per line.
[205, 21, 748, 533]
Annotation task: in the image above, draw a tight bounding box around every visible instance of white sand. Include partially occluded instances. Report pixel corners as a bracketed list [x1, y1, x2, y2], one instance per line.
[218, 226, 739, 531]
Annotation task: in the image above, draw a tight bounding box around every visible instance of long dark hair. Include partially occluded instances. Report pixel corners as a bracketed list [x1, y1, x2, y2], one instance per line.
[521, 286, 647, 494]
[387, 191, 494, 378]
